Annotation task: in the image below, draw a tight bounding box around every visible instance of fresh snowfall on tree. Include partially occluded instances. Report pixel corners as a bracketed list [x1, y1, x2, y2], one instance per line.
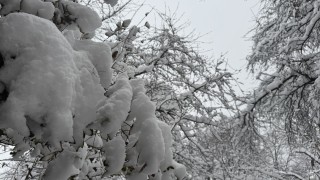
[0, 0, 186, 179]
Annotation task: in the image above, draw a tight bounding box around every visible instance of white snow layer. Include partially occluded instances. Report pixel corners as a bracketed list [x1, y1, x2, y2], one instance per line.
[0, 13, 110, 147]
[0, 0, 54, 20]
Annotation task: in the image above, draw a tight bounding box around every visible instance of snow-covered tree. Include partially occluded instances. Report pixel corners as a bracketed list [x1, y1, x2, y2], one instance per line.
[0, 0, 187, 179]
[74, 1, 242, 179]
[233, 0, 320, 178]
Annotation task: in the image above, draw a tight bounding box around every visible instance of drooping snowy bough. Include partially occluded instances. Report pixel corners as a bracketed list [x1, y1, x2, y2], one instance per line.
[0, 0, 185, 179]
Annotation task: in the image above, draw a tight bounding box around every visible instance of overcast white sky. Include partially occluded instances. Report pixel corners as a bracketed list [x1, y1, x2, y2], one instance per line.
[140, 0, 260, 91]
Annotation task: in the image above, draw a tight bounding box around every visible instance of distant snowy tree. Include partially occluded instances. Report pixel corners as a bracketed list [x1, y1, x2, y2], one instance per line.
[233, 0, 320, 179]
[0, 0, 187, 179]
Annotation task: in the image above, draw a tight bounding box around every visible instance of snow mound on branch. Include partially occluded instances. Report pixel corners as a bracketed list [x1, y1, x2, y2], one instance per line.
[0, 0, 55, 20]
[102, 135, 126, 176]
[0, 13, 107, 147]
[126, 79, 165, 175]
[73, 39, 113, 89]
[89, 74, 132, 137]
[0, 0, 102, 34]
[61, 0, 102, 33]
[125, 80, 186, 178]
[173, 160, 187, 179]
[21, 0, 55, 19]
[0, 13, 76, 144]
[43, 143, 88, 180]
[158, 121, 174, 170]
[0, 0, 21, 15]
